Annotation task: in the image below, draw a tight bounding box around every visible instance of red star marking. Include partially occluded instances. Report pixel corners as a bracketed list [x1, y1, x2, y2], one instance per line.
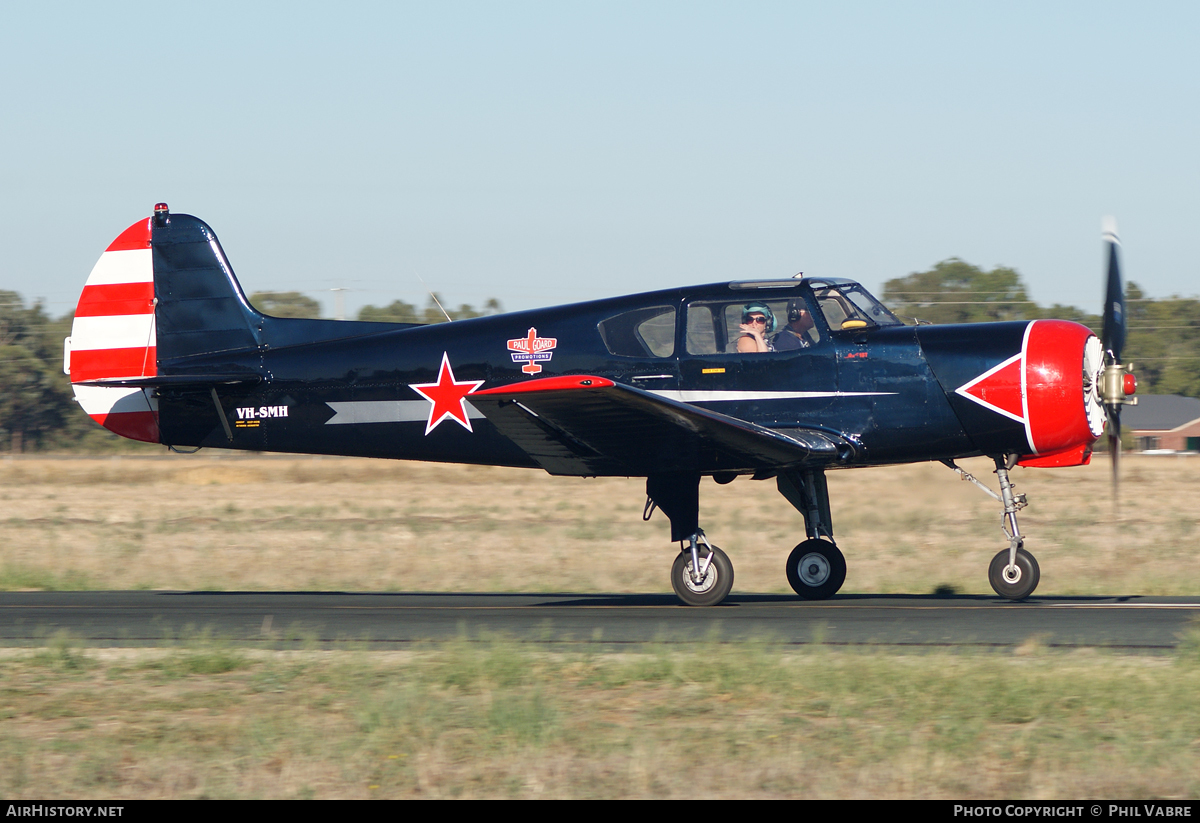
[409, 353, 485, 435]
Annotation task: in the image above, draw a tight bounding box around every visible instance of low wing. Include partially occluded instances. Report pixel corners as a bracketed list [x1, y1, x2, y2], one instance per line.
[470, 376, 856, 476]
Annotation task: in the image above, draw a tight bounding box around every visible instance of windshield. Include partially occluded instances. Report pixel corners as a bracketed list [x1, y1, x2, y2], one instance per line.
[809, 281, 902, 330]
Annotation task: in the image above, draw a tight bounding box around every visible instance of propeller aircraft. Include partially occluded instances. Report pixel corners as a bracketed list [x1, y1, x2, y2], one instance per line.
[63, 204, 1138, 605]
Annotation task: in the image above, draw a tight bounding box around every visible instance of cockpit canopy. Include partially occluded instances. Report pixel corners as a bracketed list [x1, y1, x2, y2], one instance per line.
[596, 278, 901, 359]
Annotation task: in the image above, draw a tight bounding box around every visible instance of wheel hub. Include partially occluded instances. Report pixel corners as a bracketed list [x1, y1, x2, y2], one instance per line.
[1003, 564, 1022, 584]
[797, 553, 830, 586]
[683, 559, 717, 593]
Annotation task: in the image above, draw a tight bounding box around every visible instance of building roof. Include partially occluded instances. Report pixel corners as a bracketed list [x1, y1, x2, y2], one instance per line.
[1122, 394, 1200, 432]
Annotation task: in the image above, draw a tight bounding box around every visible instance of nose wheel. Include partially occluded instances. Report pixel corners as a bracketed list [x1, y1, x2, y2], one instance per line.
[988, 546, 1040, 601]
[785, 539, 846, 600]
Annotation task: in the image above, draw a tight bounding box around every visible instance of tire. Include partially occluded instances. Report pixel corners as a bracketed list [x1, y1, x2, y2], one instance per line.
[786, 539, 846, 600]
[671, 546, 734, 606]
[988, 547, 1040, 600]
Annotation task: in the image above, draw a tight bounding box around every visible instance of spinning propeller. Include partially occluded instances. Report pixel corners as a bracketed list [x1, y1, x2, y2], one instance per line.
[1098, 217, 1138, 494]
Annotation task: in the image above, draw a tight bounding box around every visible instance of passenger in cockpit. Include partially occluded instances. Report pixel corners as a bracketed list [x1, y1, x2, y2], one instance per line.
[737, 303, 776, 352]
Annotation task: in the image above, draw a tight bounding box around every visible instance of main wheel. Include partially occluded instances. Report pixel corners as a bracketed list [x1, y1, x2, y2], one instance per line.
[671, 546, 734, 606]
[988, 547, 1040, 600]
[786, 539, 846, 600]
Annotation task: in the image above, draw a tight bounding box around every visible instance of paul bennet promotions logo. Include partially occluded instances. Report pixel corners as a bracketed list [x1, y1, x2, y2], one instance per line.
[507, 328, 557, 375]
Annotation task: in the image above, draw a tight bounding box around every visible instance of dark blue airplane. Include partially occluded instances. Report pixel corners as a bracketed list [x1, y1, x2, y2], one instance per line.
[65, 204, 1137, 605]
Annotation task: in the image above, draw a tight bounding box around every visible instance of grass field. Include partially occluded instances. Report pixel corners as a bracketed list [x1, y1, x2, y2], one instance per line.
[1, 635, 1199, 799]
[1, 452, 1198, 799]
[1, 452, 1197, 596]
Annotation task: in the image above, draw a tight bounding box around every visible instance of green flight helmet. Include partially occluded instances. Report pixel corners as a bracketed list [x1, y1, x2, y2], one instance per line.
[741, 302, 777, 333]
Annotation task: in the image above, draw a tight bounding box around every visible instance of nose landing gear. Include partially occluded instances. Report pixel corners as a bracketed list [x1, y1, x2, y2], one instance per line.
[945, 456, 1040, 601]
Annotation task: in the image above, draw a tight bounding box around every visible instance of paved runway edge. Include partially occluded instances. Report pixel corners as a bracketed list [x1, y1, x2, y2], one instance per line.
[2, 592, 1197, 650]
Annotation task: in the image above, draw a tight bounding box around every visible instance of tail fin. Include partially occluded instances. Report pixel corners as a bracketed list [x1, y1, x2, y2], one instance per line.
[66, 205, 262, 443]
[67, 216, 159, 441]
[150, 207, 262, 361]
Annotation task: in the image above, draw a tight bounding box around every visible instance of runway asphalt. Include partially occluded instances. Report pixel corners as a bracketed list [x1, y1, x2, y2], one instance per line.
[1, 591, 1197, 650]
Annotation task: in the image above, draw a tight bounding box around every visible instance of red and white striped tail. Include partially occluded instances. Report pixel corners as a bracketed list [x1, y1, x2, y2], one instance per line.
[65, 217, 160, 443]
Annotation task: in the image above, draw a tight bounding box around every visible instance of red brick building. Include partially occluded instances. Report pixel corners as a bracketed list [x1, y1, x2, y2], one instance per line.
[1123, 395, 1200, 452]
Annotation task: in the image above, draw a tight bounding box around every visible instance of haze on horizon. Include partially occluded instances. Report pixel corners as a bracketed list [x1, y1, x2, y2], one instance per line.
[2, 2, 1197, 320]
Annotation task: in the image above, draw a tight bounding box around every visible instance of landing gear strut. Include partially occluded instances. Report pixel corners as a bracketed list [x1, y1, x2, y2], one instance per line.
[944, 456, 1040, 600]
[647, 473, 736, 606]
[778, 468, 845, 599]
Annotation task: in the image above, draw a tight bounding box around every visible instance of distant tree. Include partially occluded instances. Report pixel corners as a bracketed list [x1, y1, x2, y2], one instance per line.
[1035, 303, 1101, 329]
[0, 343, 75, 453]
[0, 293, 77, 452]
[883, 262, 1200, 398]
[882, 259, 1036, 325]
[357, 296, 503, 324]
[1123, 283, 1200, 399]
[421, 294, 453, 324]
[357, 299, 421, 323]
[249, 291, 321, 318]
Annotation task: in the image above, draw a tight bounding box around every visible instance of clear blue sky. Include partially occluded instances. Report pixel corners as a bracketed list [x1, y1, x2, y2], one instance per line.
[2, 2, 1197, 319]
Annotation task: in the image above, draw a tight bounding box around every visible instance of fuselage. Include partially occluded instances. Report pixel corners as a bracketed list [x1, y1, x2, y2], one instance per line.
[150, 282, 1099, 471]
[68, 213, 1104, 474]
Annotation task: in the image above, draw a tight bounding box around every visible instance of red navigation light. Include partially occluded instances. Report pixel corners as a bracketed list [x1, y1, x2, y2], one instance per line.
[1123, 372, 1137, 396]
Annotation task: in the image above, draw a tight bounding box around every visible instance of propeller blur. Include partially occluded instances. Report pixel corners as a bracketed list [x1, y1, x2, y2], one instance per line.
[1099, 217, 1139, 495]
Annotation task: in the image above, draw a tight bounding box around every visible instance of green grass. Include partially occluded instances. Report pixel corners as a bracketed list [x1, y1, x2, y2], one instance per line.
[0, 564, 95, 591]
[1, 634, 1199, 799]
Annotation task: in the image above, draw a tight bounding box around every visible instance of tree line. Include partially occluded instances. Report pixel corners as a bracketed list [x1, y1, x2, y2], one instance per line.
[1, 262, 1198, 452]
[250, 291, 504, 324]
[881, 259, 1200, 399]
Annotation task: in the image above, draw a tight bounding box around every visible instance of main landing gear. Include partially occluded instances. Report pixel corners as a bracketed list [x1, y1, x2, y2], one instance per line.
[647, 474, 737, 607]
[944, 456, 1040, 601]
[786, 539, 846, 600]
[646, 468, 847, 606]
[670, 532, 734, 607]
[777, 469, 845, 600]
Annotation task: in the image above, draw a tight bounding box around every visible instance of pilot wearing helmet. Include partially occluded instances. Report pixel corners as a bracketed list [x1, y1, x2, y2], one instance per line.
[737, 303, 777, 352]
[772, 299, 817, 351]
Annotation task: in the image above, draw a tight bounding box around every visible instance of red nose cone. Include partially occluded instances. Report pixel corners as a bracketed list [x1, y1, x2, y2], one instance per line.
[1024, 320, 1100, 455]
[1124, 372, 1137, 396]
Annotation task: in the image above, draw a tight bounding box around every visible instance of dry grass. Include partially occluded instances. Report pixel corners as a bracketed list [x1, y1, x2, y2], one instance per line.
[3, 455, 1200, 800]
[1, 453, 1198, 595]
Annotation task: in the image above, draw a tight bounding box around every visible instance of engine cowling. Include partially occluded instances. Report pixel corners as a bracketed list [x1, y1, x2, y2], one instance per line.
[950, 319, 1104, 467]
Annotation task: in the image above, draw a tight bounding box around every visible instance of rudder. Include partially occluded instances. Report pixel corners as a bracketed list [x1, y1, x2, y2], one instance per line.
[67, 216, 159, 441]
[66, 204, 263, 443]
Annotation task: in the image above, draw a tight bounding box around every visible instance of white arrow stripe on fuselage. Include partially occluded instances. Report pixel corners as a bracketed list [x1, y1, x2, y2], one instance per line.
[324, 390, 894, 425]
[325, 400, 485, 424]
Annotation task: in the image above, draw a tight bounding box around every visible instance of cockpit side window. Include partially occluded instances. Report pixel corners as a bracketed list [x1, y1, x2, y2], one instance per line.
[685, 304, 720, 354]
[685, 298, 821, 354]
[597, 305, 677, 357]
